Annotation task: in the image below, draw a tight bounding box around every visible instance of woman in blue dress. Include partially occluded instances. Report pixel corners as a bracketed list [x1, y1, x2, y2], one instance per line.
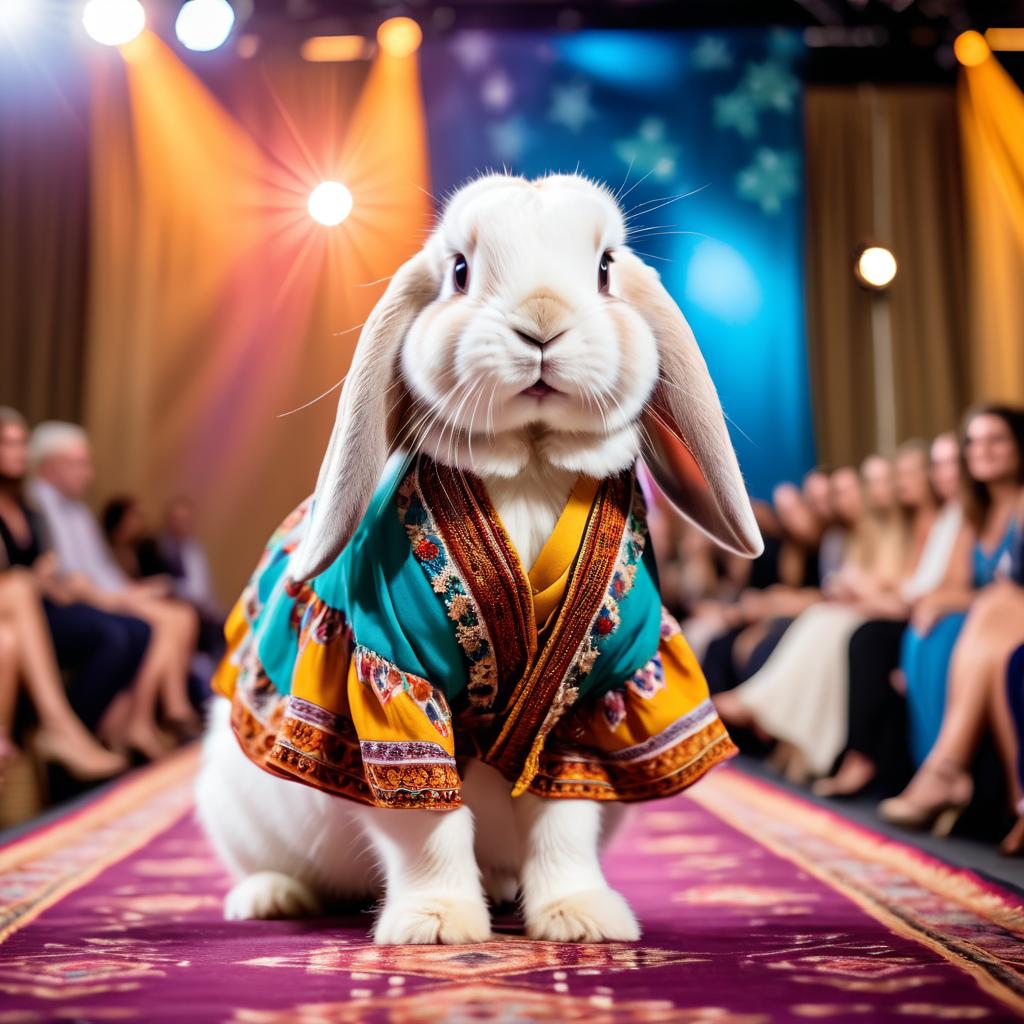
[879, 405, 1024, 834]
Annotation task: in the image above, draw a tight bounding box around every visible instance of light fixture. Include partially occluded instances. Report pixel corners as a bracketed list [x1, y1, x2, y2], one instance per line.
[301, 35, 370, 62]
[854, 245, 898, 291]
[376, 16, 421, 58]
[953, 29, 990, 67]
[82, 0, 145, 46]
[175, 0, 235, 52]
[308, 181, 353, 227]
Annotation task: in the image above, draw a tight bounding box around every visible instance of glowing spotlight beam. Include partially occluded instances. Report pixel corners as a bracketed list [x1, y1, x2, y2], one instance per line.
[308, 181, 354, 226]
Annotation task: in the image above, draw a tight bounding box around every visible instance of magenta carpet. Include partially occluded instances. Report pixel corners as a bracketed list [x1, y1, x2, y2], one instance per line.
[1, 749, 1023, 1023]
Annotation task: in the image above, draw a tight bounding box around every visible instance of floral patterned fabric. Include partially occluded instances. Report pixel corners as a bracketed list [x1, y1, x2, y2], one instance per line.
[213, 456, 735, 809]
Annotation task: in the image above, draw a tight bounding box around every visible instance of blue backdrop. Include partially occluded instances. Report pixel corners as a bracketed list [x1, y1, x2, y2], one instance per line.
[420, 28, 815, 499]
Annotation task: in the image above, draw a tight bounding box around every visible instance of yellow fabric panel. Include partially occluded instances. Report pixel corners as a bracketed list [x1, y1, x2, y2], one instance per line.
[210, 597, 248, 699]
[291, 635, 353, 718]
[573, 630, 710, 756]
[527, 475, 598, 629]
[346, 659, 456, 757]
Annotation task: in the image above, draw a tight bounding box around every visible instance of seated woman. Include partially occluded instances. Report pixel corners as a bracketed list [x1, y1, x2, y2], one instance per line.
[880, 487, 1024, 839]
[699, 476, 832, 695]
[815, 434, 962, 797]
[0, 568, 127, 780]
[714, 453, 916, 783]
[884, 405, 1023, 813]
[0, 407, 158, 762]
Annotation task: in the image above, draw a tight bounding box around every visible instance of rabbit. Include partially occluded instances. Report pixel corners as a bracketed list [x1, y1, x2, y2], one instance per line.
[196, 171, 762, 946]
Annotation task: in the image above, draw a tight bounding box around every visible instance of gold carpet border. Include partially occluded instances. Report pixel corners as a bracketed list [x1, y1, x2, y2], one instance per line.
[0, 746, 199, 944]
[691, 768, 1024, 1015]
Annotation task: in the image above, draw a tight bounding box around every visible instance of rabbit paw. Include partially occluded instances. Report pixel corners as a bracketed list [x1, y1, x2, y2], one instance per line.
[526, 886, 640, 943]
[224, 872, 321, 920]
[374, 895, 492, 945]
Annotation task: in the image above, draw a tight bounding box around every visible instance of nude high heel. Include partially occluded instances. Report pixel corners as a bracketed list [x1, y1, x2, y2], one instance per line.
[877, 760, 972, 836]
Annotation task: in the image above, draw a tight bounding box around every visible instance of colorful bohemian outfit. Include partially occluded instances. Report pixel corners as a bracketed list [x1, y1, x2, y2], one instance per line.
[213, 456, 736, 810]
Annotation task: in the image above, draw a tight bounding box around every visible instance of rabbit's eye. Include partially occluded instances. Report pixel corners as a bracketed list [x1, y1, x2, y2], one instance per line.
[598, 250, 613, 293]
[453, 254, 469, 293]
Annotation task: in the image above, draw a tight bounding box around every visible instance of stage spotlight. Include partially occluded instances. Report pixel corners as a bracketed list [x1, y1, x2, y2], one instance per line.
[854, 246, 897, 291]
[82, 0, 145, 46]
[176, 0, 235, 52]
[377, 16, 421, 58]
[954, 30, 990, 67]
[308, 181, 353, 227]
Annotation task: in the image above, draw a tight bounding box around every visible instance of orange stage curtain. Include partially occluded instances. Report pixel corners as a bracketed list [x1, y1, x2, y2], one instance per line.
[86, 38, 432, 599]
[959, 54, 1024, 405]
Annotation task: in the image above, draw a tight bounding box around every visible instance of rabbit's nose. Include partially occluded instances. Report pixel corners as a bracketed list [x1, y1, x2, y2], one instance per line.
[513, 327, 567, 349]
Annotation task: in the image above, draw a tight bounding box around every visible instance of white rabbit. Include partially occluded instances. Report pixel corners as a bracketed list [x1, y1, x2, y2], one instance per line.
[196, 171, 761, 945]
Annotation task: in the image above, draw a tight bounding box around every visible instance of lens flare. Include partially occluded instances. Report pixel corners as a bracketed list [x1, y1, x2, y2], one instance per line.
[308, 181, 353, 226]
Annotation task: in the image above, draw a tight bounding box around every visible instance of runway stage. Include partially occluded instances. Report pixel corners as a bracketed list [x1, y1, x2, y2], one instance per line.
[1, 749, 1022, 1023]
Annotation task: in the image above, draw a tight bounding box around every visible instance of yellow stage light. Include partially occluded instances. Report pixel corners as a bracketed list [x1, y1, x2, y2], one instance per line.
[308, 181, 353, 226]
[954, 30, 990, 67]
[855, 246, 898, 291]
[301, 35, 370, 62]
[377, 16, 421, 58]
[82, 0, 145, 46]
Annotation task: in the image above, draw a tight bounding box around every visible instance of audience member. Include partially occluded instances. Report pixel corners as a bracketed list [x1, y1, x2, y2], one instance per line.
[816, 434, 961, 797]
[888, 406, 1023, 780]
[28, 422, 202, 756]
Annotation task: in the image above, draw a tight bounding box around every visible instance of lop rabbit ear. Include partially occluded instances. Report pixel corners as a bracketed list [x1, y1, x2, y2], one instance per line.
[615, 249, 763, 558]
[288, 249, 440, 582]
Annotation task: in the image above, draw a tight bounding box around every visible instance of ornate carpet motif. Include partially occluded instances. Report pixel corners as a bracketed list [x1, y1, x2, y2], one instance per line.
[0, 757, 1022, 1022]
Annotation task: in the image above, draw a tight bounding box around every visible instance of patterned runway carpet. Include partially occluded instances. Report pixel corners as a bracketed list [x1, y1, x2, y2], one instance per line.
[1, 748, 1023, 1023]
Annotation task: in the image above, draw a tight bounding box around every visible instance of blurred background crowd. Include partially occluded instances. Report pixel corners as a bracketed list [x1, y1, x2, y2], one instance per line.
[649, 404, 1024, 855]
[2, 0, 1024, 862]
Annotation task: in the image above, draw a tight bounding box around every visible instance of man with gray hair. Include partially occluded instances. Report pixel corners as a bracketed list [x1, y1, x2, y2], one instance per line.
[29, 422, 201, 758]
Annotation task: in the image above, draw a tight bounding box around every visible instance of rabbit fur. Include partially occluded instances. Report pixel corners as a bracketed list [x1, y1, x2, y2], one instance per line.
[196, 172, 761, 945]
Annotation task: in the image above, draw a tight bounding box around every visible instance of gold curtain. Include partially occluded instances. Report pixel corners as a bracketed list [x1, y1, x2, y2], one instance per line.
[86, 37, 432, 599]
[803, 86, 968, 467]
[959, 53, 1024, 402]
[0, 63, 90, 422]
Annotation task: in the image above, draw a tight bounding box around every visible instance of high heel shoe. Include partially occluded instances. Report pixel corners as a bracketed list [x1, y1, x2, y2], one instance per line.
[877, 760, 972, 837]
[32, 729, 129, 782]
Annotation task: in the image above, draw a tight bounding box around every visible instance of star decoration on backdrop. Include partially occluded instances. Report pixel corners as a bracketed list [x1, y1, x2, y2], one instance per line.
[614, 118, 679, 180]
[713, 89, 759, 138]
[742, 60, 800, 113]
[692, 36, 734, 71]
[489, 117, 529, 162]
[736, 148, 798, 214]
[482, 70, 515, 111]
[547, 81, 597, 133]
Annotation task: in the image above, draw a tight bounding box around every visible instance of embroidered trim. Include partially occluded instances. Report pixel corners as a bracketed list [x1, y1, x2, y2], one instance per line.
[487, 471, 639, 791]
[397, 466, 501, 711]
[507, 475, 649, 793]
[529, 701, 737, 803]
[355, 646, 452, 739]
[360, 739, 461, 810]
